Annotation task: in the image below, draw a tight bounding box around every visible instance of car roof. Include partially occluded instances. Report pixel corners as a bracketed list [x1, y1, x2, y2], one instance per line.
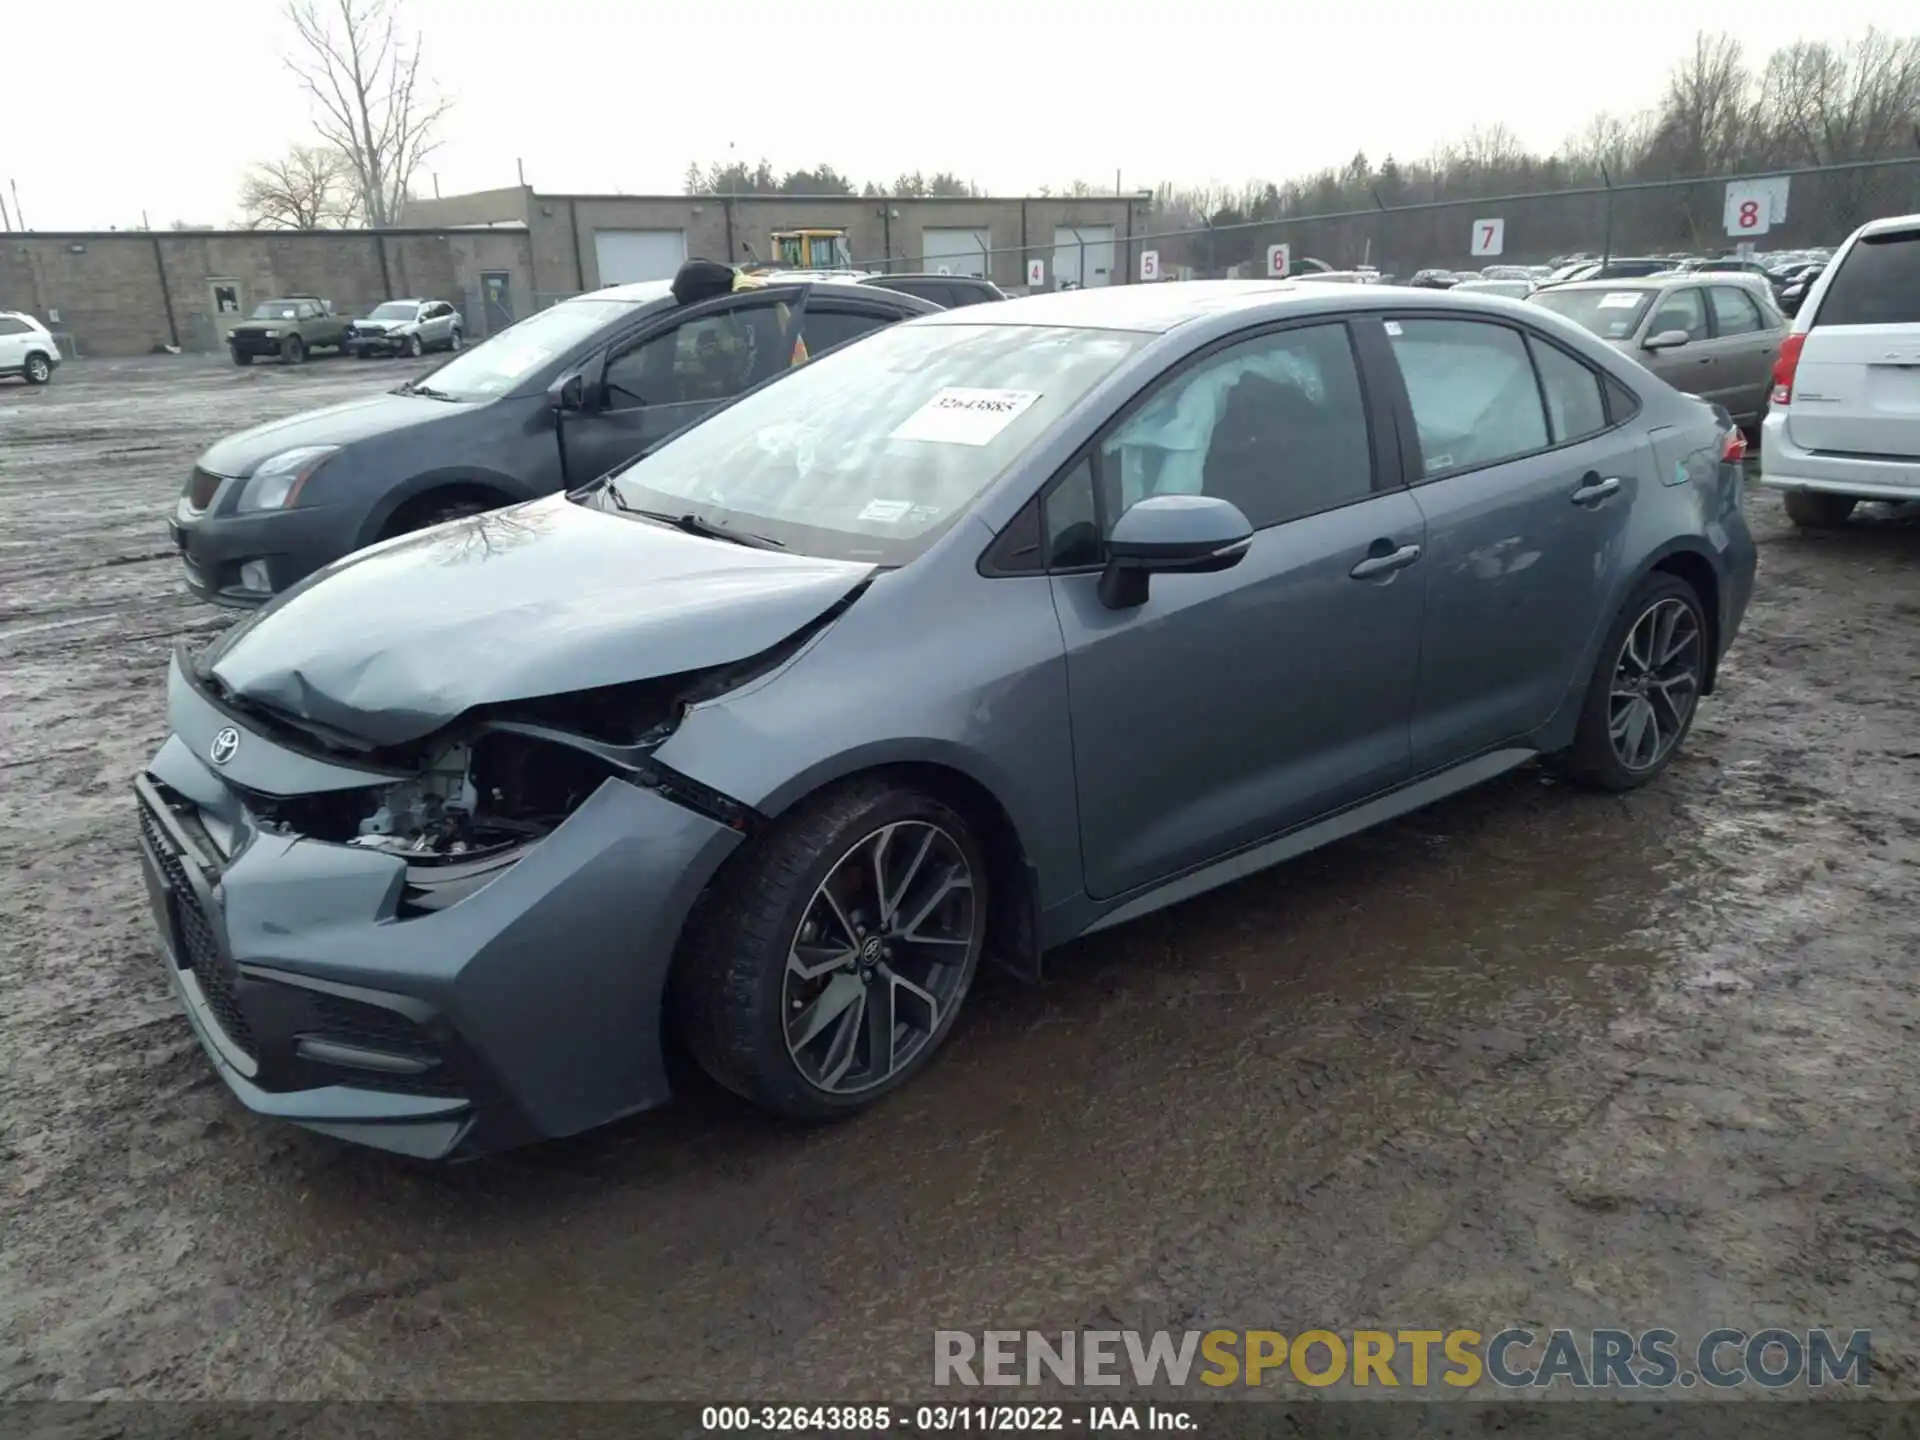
[1857, 210, 1920, 239]
[1540, 276, 1690, 293]
[916, 279, 1302, 332]
[912, 279, 1617, 335]
[575, 278, 912, 307]
[865, 273, 997, 284]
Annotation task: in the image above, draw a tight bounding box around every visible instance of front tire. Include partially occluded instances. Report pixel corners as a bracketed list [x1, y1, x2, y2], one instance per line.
[678, 780, 988, 1120]
[230, 348, 252, 367]
[1782, 490, 1856, 528]
[282, 335, 306, 365]
[1560, 573, 1709, 792]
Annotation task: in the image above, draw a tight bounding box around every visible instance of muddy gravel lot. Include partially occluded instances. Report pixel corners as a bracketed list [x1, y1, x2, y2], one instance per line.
[1, 357, 1917, 1406]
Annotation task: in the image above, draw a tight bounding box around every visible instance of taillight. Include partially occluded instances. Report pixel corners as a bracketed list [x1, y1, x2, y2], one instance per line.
[1771, 332, 1806, 406]
[1722, 428, 1747, 463]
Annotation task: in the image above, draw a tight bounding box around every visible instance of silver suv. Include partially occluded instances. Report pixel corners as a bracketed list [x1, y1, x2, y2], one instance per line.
[1761, 212, 1920, 527]
[347, 298, 464, 359]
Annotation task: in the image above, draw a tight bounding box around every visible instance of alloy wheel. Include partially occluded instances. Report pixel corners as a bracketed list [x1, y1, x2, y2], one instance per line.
[1609, 596, 1702, 772]
[782, 821, 978, 1095]
[27, 355, 50, 383]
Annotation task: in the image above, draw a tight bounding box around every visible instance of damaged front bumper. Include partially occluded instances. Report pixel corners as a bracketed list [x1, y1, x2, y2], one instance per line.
[135, 651, 745, 1159]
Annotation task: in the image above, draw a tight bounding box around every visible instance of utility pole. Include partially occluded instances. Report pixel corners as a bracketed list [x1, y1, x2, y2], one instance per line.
[8, 179, 24, 230]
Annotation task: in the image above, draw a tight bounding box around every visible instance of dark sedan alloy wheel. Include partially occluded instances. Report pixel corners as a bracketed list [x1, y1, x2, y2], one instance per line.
[1609, 596, 1702, 772]
[782, 821, 978, 1095]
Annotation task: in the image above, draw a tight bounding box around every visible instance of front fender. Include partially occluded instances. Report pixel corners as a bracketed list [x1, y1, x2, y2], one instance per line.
[355, 463, 540, 549]
[650, 563, 1084, 917]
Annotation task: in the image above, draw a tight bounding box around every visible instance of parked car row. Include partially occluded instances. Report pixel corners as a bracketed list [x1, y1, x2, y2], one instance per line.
[139, 255, 1760, 1160]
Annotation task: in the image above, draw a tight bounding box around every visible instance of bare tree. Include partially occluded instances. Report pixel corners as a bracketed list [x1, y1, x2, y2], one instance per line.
[283, 0, 450, 228]
[238, 145, 359, 228]
[1758, 28, 1920, 166]
[1646, 31, 1753, 175]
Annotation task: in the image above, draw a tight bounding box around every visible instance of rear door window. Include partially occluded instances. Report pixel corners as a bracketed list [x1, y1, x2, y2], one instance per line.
[1708, 286, 1764, 336]
[1387, 319, 1550, 475]
[797, 308, 896, 354]
[1528, 338, 1609, 443]
[1815, 231, 1920, 327]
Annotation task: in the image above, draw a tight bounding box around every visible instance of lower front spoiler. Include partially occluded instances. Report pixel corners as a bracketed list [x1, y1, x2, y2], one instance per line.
[163, 949, 476, 1160]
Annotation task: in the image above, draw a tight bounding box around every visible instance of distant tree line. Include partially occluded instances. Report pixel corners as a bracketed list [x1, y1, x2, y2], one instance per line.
[680, 159, 984, 198]
[695, 27, 1920, 270]
[1146, 28, 1920, 270]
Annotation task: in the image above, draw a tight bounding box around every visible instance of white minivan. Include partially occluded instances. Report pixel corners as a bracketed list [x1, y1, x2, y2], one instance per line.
[0, 310, 59, 386]
[1761, 212, 1920, 526]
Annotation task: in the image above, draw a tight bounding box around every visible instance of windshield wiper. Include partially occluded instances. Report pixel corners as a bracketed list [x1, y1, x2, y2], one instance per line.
[628, 505, 786, 550]
[398, 380, 458, 401]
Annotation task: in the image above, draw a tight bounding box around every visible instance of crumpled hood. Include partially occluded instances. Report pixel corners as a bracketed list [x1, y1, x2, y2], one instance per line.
[198, 391, 457, 476]
[206, 494, 873, 747]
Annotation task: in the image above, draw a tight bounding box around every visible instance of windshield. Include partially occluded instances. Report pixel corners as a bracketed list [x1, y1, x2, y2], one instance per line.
[369, 302, 420, 320]
[1530, 288, 1653, 340]
[249, 301, 302, 319]
[411, 299, 635, 402]
[605, 321, 1148, 564]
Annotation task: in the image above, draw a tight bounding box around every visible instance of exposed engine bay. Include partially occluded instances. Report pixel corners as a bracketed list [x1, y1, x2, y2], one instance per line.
[249, 728, 627, 862]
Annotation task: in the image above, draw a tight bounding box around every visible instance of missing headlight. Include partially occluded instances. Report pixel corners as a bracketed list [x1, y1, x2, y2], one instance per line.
[250, 729, 624, 863]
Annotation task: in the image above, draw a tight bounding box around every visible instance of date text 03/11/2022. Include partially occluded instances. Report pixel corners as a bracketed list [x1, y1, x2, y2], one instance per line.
[699, 1404, 1196, 1431]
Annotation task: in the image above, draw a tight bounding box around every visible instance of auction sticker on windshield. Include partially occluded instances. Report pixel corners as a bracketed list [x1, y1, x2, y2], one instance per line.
[1598, 293, 1643, 309]
[890, 388, 1041, 446]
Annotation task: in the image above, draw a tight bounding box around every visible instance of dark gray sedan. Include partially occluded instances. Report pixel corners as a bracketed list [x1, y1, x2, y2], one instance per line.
[1529, 274, 1787, 424]
[137, 281, 1755, 1159]
[170, 278, 935, 606]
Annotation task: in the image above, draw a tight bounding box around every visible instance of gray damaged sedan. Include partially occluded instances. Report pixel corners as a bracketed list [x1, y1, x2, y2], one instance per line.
[137, 281, 1756, 1159]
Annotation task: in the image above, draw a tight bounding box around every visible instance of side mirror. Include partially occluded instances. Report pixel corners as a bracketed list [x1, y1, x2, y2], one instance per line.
[547, 370, 600, 415]
[1644, 329, 1691, 351]
[1097, 494, 1253, 610]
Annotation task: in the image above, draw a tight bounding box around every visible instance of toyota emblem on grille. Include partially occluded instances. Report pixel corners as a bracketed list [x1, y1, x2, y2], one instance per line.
[208, 727, 241, 766]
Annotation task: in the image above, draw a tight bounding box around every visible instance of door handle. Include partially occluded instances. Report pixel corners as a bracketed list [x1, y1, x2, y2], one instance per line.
[1349, 542, 1422, 580]
[1572, 475, 1623, 505]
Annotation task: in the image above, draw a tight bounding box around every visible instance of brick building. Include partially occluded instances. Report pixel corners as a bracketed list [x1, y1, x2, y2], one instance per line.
[0, 189, 1146, 358]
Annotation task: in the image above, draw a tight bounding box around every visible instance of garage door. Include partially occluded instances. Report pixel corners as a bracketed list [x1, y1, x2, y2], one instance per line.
[593, 229, 688, 285]
[922, 228, 991, 278]
[1053, 225, 1116, 288]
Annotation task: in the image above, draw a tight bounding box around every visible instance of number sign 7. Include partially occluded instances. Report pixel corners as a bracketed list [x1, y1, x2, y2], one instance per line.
[1470, 218, 1505, 257]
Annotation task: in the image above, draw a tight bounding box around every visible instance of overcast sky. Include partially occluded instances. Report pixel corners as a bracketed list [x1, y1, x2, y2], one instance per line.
[2, 0, 1900, 230]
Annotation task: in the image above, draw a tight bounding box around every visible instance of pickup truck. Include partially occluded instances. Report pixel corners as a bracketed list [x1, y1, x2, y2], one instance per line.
[227, 296, 352, 365]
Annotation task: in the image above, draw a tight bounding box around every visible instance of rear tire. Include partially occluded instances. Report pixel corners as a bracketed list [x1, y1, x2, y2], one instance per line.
[1559, 573, 1709, 793]
[1782, 490, 1856, 528]
[676, 779, 988, 1120]
[447, 328, 463, 352]
[23, 352, 52, 385]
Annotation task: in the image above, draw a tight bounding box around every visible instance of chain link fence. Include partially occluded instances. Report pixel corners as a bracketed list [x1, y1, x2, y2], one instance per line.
[853, 158, 1920, 288]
